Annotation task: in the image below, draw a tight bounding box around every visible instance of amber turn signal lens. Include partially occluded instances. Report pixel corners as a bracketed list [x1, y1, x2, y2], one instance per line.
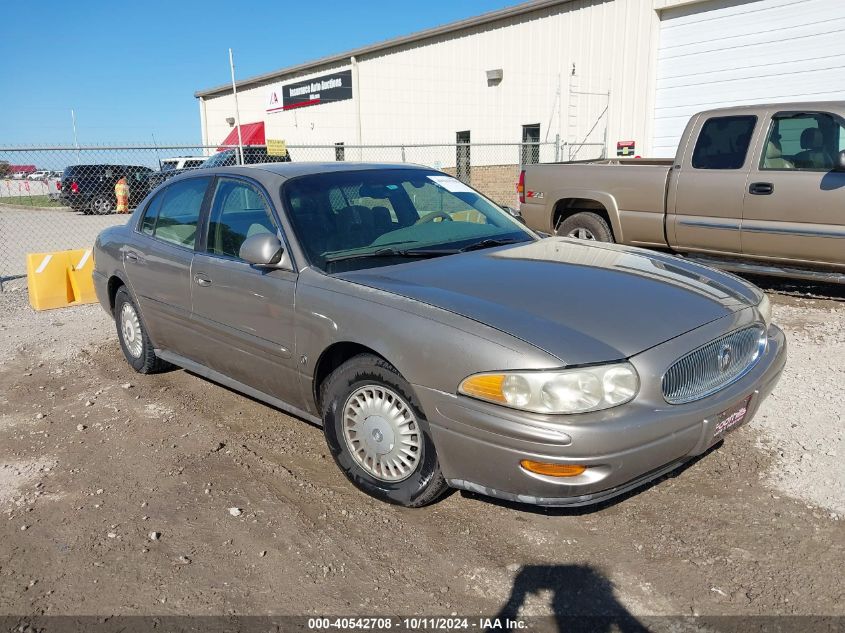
[459, 374, 507, 403]
[520, 460, 587, 477]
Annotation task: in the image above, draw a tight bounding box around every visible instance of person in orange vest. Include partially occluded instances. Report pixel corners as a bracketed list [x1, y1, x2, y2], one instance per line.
[115, 176, 130, 213]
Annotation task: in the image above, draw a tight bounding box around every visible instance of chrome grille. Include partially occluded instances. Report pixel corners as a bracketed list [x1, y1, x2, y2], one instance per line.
[662, 325, 766, 404]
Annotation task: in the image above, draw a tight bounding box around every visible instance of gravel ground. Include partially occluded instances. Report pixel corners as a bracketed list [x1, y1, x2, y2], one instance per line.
[0, 277, 843, 622]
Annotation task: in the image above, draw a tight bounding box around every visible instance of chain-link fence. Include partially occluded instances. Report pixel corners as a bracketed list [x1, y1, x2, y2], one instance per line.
[0, 140, 605, 286]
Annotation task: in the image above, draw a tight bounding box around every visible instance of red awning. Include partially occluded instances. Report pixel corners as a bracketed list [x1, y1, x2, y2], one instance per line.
[217, 122, 265, 151]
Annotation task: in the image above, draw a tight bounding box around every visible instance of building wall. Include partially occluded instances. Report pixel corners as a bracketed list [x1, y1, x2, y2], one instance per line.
[652, 0, 845, 156]
[199, 0, 663, 162]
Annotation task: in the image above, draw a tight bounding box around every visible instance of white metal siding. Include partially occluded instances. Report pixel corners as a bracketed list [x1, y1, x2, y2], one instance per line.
[201, 0, 661, 161]
[652, 0, 845, 157]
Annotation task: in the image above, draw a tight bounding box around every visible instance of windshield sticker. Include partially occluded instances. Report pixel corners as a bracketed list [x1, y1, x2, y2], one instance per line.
[428, 175, 475, 194]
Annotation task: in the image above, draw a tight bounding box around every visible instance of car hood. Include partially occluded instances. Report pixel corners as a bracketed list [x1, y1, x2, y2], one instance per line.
[336, 238, 762, 365]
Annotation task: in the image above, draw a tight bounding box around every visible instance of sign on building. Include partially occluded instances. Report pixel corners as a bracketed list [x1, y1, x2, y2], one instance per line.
[267, 69, 353, 113]
[616, 140, 636, 157]
[266, 139, 287, 156]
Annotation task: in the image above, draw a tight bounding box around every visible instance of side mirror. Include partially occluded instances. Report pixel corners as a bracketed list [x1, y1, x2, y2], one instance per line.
[239, 233, 284, 266]
[837, 150, 845, 172]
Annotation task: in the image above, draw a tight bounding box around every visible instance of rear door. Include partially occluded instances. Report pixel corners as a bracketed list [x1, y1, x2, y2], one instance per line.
[190, 176, 300, 405]
[741, 110, 845, 266]
[669, 113, 761, 254]
[124, 176, 212, 360]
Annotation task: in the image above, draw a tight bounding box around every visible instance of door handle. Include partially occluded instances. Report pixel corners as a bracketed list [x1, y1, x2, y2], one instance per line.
[749, 182, 774, 195]
[125, 250, 139, 262]
[193, 273, 212, 287]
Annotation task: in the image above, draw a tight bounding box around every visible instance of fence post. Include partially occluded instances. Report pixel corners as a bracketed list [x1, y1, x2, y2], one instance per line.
[401, 146, 406, 162]
[554, 134, 560, 162]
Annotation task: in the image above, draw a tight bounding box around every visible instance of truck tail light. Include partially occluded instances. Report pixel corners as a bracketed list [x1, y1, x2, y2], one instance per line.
[56, 181, 62, 191]
[71, 181, 79, 193]
[517, 170, 525, 204]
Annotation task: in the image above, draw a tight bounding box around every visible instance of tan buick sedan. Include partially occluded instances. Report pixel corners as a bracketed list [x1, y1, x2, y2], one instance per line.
[93, 163, 786, 507]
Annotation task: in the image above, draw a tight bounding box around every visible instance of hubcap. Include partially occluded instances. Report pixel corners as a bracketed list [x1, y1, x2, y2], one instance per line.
[567, 227, 597, 240]
[120, 303, 143, 358]
[342, 385, 421, 482]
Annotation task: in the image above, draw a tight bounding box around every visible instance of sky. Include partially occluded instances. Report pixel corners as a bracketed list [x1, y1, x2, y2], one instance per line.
[1, 0, 520, 147]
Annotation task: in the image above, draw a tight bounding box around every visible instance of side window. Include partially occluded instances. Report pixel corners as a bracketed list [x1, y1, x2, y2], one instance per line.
[140, 190, 163, 235]
[691, 115, 756, 170]
[206, 179, 276, 259]
[762, 112, 843, 171]
[147, 177, 210, 248]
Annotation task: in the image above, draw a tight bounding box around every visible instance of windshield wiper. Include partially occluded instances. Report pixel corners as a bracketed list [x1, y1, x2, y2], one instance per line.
[459, 238, 524, 252]
[324, 247, 454, 264]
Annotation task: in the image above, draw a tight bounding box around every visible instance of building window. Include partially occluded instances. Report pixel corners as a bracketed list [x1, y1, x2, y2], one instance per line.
[335, 142, 345, 162]
[456, 131, 471, 183]
[521, 124, 540, 165]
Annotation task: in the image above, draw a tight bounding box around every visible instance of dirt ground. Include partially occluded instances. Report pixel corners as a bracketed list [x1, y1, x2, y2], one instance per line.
[0, 276, 843, 625]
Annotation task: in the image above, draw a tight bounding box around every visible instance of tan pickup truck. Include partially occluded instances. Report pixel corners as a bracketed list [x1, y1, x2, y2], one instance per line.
[519, 102, 845, 283]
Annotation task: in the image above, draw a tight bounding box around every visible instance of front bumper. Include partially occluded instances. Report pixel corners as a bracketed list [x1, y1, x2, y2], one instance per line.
[416, 320, 786, 507]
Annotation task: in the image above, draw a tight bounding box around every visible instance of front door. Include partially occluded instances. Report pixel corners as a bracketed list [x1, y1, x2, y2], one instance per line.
[124, 176, 211, 359]
[669, 113, 760, 255]
[190, 177, 300, 405]
[741, 110, 845, 267]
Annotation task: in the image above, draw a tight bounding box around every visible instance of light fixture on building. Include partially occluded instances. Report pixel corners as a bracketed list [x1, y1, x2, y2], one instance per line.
[486, 68, 503, 86]
[225, 117, 235, 127]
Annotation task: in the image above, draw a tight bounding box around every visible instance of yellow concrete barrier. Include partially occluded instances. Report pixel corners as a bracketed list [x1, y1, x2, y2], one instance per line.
[68, 248, 97, 305]
[26, 248, 97, 311]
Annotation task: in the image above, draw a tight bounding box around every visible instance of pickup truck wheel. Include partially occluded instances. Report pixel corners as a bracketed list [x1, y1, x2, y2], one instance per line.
[557, 212, 614, 243]
[321, 354, 449, 507]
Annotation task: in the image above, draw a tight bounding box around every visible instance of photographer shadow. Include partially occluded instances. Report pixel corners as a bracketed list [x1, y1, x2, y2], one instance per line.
[491, 564, 649, 633]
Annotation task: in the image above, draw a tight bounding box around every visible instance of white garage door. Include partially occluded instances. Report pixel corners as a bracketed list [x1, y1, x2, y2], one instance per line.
[652, 0, 845, 157]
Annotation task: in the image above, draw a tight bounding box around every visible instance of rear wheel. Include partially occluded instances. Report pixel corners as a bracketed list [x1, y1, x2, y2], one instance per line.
[114, 287, 171, 374]
[321, 354, 448, 507]
[90, 195, 114, 215]
[556, 211, 614, 242]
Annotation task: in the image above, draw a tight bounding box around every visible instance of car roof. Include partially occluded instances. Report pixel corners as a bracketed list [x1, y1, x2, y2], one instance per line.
[700, 100, 845, 116]
[224, 161, 432, 179]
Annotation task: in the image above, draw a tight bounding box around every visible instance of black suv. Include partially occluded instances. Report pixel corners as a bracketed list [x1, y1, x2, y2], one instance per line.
[145, 146, 292, 190]
[59, 164, 153, 214]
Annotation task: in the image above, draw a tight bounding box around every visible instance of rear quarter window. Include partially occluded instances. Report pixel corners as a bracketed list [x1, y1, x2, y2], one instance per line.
[692, 115, 757, 170]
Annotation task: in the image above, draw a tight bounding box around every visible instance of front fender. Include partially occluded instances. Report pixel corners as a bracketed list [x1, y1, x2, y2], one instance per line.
[293, 269, 561, 415]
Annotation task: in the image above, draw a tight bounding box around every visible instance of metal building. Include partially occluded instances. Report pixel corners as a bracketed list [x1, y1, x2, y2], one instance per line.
[195, 0, 845, 160]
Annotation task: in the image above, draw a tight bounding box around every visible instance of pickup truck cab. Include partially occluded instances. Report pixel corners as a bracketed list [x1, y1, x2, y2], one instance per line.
[519, 102, 845, 283]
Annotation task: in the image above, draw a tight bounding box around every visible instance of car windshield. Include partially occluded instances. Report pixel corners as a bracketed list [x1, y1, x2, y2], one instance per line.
[201, 151, 235, 168]
[282, 168, 535, 272]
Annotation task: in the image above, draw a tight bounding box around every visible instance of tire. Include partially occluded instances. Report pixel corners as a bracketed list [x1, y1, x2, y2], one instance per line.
[113, 287, 171, 374]
[557, 211, 614, 242]
[90, 195, 114, 215]
[321, 354, 448, 507]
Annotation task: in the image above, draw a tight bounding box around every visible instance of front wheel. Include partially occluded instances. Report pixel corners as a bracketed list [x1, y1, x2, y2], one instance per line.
[321, 354, 448, 507]
[556, 212, 614, 242]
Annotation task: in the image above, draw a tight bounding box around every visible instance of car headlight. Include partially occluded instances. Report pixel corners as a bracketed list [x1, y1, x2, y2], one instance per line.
[757, 294, 772, 328]
[458, 363, 639, 414]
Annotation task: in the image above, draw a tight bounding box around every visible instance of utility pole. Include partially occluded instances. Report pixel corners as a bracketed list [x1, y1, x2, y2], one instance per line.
[71, 109, 80, 162]
[229, 48, 245, 165]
